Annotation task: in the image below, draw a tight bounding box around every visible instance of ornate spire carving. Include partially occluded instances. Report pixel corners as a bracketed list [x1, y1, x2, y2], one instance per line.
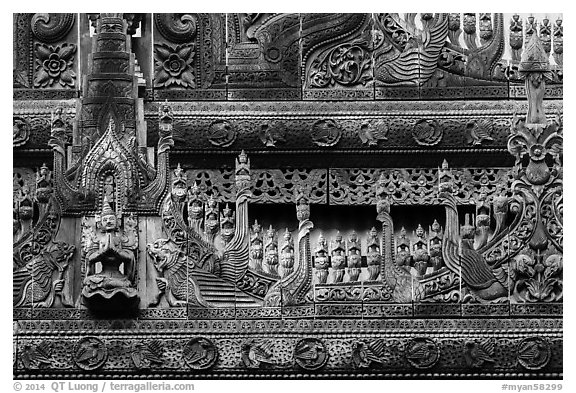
[49, 13, 173, 215]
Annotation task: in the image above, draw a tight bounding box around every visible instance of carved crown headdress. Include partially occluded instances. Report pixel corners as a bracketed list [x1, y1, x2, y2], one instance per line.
[101, 196, 115, 216]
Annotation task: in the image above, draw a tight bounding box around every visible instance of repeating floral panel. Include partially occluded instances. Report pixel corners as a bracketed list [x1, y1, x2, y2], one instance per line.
[329, 168, 514, 205]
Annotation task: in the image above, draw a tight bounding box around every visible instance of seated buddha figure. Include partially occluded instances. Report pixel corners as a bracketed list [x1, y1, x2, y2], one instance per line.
[82, 198, 139, 311]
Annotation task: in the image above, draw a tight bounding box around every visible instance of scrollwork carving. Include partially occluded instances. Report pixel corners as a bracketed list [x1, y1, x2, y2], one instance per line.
[308, 32, 372, 88]
[31, 13, 75, 43]
[154, 14, 197, 44]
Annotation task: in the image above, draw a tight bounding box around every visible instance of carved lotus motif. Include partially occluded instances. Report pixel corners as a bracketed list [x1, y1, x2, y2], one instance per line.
[34, 43, 76, 88]
[154, 43, 195, 88]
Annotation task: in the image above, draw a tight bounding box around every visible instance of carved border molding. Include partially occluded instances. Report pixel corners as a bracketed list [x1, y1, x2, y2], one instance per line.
[14, 330, 562, 378]
[144, 100, 562, 152]
[14, 303, 562, 322]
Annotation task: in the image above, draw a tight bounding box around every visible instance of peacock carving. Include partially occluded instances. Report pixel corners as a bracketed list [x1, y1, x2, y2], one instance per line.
[438, 160, 509, 302]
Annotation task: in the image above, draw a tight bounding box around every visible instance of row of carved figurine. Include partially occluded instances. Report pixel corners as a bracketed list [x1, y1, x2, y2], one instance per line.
[16, 335, 554, 373]
[246, 221, 446, 284]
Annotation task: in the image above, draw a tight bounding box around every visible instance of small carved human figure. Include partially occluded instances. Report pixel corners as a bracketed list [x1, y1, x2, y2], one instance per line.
[539, 18, 551, 54]
[220, 204, 235, 245]
[103, 174, 116, 205]
[395, 227, 412, 268]
[264, 225, 279, 276]
[170, 164, 187, 203]
[347, 231, 362, 282]
[412, 224, 429, 277]
[35, 163, 53, 203]
[553, 18, 563, 65]
[82, 197, 138, 310]
[279, 229, 294, 279]
[314, 233, 330, 284]
[460, 213, 475, 250]
[204, 194, 219, 242]
[475, 193, 491, 249]
[525, 16, 536, 44]
[235, 150, 251, 192]
[187, 183, 204, 234]
[331, 232, 346, 284]
[366, 227, 381, 281]
[429, 220, 443, 272]
[17, 186, 34, 221]
[249, 220, 264, 272]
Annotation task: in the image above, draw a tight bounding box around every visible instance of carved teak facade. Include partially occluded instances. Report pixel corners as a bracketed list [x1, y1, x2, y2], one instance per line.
[13, 13, 562, 378]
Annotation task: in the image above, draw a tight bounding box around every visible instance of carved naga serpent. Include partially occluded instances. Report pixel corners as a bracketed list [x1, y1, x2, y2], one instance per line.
[375, 176, 415, 303]
[220, 152, 251, 283]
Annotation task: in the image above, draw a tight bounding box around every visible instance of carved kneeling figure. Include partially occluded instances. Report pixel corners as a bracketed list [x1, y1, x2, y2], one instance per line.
[82, 200, 139, 312]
